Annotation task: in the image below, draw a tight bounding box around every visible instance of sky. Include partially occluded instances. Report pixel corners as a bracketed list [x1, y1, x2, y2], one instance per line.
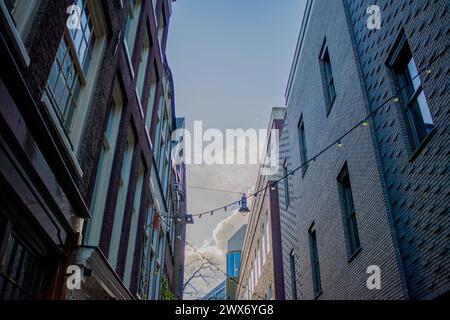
[167, 0, 307, 298]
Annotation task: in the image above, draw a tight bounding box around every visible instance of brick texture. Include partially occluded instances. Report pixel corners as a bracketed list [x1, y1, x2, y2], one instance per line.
[344, 0, 450, 300]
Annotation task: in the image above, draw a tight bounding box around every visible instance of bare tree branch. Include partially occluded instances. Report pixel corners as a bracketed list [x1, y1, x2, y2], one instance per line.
[183, 254, 220, 293]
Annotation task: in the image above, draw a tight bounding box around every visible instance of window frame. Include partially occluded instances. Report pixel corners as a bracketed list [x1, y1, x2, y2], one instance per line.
[297, 115, 308, 176]
[40, 0, 107, 175]
[0, 220, 45, 300]
[337, 164, 361, 259]
[283, 160, 290, 209]
[124, 0, 142, 66]
[308, 224, 322, 298]
[0, 0, 41, 66]
[388, 35, 435, 152]
[84, 80, 123, 246]
[319, 42, 336, 115]
[123, 159, 146, 287]
[108, 127, 136, 268]
[289, 249, 298, 300]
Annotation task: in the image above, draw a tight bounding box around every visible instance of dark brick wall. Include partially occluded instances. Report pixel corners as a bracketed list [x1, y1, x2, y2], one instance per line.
[88, 0, 175, 294]
[278, 0, 406, 300]
[344, 0, 450, 299]
[1, 0, 177, 298]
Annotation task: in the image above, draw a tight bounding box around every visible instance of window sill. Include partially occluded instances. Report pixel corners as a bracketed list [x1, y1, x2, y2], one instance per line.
[347, 246, 362, 263]
[408, 128, 436, 163]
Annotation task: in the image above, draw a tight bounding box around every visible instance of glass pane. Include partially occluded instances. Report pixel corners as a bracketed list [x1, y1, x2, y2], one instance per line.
[57, 39, 68, 62]
[9, 243, 24, 280]
[78, 39, 87, 67]
[60, 84, 70, 116]
[73, 29, 83, 54]
[2, 236, 15, 273]
[407, 58, 421, 91]
[416, 91, 434, 127]
[48, 63, 59, 89]
[54, 76, 67, 110]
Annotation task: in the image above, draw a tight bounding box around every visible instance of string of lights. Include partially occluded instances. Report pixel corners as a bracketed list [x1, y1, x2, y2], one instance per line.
[187, 185, 245, 195]
[146, 44, 448, 301]
[189, 44, 448, 219]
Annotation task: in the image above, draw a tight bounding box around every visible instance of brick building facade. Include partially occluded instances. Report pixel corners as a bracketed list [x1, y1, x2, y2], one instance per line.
[0, 0, 186, 300]
[237, 107, 286, 300]
[279, 0, 448, 300]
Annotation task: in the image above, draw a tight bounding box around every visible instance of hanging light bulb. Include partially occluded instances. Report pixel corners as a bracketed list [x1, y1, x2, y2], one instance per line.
[426, 68, 432, 75]
[224, 206, 227, 211]
[362, 120, 369, 127]
[210, 211, 214, 216]
[337, 140, 343, 148]
[239, 194, 250, 213]
[393, 97, 399, 103]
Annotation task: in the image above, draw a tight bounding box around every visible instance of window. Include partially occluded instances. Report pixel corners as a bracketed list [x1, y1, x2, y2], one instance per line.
[253, 258, 257, 286]
[289, 250, 297, 300]
[262, 224, 266, 265]
[0, 232, 45, 300]
[124, 0, 142, 58]
[147, 226, 159, 299]
[145, 65, 158, 132]
[338, 165, 360, 257]
[86, 82, 123, 246]
[283, 161, 290, 209]
[153, 95, 164, 162]
[124, 160, 146, 287]
[249, 269, 253, 295]
[108, 128, 136, 268]
[136, 26, 151, 102]
[297, 116, 308, 175]
[138, 207, 154, 299]
[154, 233, 165, 299]
[259, 240, 264, 270]
[2, 0, 40, 38]
[320, 44, 336, 113]
[44, 36, 83, 146]
[157, 10, 165, 48]
[265, 220, 270, 255]
[392, 37, 434, 150]
[43, 0, 106, 152]
[308, 225, 322, 297]
[226, 252, 241, 277]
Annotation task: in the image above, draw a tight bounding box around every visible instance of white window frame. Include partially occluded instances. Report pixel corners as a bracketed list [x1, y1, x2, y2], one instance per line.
[123, 0, 142, 77]
[85, 81, 123, 246]
[135, 26, 151, 104]
[124, 160, 145, 286]
[40, 0, 107, 176]
[0, 0, 40, 66]
[108, 128, 136, 268]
